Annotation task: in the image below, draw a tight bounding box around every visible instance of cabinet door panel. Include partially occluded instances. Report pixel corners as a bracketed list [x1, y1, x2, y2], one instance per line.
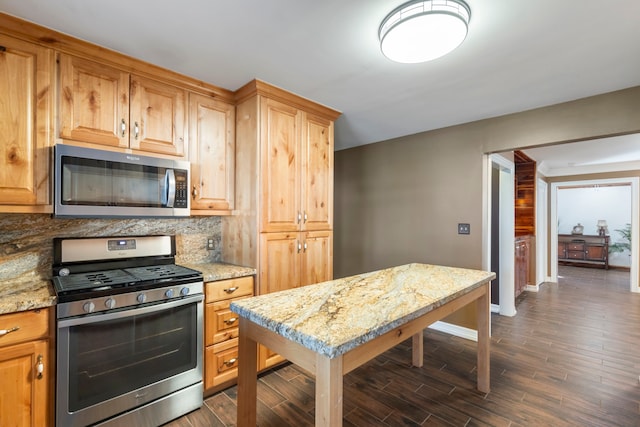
[0, 340, 49, 427]
[259, 232, 299, 294]
[0, 35, 53, 206]
[302, 113, 333, 231]
[130, 76, 186, 156]
[59, 54, 129, 148]
[301, 231, 333, 287]
[585, 245, 605, 260]
[189, 93, 235, 211]
[260, 98, 301, 232]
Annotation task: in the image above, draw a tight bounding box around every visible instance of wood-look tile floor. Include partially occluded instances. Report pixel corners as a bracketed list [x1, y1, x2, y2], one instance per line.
[166, 266, 640, 426]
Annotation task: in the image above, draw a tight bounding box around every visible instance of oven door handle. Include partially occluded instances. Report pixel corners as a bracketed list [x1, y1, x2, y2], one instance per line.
[58, 294, 203, 328]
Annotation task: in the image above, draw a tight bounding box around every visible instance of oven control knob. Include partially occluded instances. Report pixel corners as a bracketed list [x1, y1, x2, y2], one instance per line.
[180, 287, 190, 296]
[83, 302, 95, 313]
[165, 289, 175, 298]
[137, 293, 147, 303]
[105, 298, 116, 309]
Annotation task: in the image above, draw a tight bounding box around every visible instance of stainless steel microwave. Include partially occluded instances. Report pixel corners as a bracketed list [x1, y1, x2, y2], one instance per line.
[54, 145, 190, 218]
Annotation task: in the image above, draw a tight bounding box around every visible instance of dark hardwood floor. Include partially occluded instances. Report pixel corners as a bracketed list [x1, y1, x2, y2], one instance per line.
[166, 266, 640, 426]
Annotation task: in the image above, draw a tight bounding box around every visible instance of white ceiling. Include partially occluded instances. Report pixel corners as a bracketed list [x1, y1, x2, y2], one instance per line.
[1, 0, 639, 164]
[523, 134, 640, 177]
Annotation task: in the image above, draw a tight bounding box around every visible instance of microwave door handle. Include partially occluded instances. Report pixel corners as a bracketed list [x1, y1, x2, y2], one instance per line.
[164, 169, 176, 207]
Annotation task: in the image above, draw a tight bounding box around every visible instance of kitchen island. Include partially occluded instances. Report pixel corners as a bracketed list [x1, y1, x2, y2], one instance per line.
[231, 263, 495, 427]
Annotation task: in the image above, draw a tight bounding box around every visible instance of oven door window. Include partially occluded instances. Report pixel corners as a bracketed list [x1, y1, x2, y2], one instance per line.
[66, 303, 197, 412]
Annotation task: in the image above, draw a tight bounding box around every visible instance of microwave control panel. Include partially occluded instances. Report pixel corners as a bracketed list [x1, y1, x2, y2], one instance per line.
[175, 170, 188, 208]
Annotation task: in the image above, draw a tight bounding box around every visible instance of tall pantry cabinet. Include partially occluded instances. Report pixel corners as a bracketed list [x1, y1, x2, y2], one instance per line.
[222, 80, 340, 369]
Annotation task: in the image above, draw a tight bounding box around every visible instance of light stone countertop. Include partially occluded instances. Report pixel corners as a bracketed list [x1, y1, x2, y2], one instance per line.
[0, 270, 56, 315]
[181, 262, 256, 283]
[231, 263, 495, 358]
[0, 262, 255, 315]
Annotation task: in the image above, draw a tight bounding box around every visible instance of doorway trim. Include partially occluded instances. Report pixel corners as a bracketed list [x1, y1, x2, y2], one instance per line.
[485, 154, 517, 316]
[550, 177, 639, 292]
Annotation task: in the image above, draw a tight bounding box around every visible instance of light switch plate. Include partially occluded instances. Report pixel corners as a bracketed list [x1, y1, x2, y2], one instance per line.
[458, 223, 470, 235]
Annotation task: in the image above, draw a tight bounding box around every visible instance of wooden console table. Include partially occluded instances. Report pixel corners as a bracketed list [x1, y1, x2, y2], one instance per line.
[558, 234, 609, 269]
[231, 263, 495, 427]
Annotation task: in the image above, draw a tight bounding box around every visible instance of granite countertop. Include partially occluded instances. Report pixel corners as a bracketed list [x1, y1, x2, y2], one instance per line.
[231, 263, 495, 358]
[181, 262, 256, 283]
[0, 262, 255, 316]
[0, 270, 56, 315]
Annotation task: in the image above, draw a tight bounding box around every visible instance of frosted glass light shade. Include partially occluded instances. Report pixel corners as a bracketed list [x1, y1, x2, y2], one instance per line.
[379, 0, 471, 63]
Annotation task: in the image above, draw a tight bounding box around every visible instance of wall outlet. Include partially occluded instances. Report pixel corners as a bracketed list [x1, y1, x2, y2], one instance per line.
[207, 238, 215, 250]
[458, 223, 470, 235]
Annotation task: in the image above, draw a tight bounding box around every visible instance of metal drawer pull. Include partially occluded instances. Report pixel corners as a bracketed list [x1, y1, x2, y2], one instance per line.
[0, 326, 19, 336]
[224, 358, 237, 367]
[134, 121, 140, 139]
[36, 355, 44, 380]
[224, 317, 237, 325]
[121, 119, 126, 137]
[223, 287, 238, 294]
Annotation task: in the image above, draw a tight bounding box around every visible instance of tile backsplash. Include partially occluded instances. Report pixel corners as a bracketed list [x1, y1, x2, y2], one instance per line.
[0, 214, 221, 281]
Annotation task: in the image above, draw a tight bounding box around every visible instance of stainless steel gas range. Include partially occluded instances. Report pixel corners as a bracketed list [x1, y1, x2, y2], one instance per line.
[52, 235, 204, 427]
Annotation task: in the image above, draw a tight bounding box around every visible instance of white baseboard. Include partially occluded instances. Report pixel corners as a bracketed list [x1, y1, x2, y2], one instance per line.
[525, 284, 540, 292]
[428, 321, 478, 342]
[490, 303, 500, 313]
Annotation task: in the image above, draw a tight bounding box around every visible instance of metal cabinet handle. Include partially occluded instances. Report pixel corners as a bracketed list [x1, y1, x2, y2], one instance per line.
[36, 355, 44, 380]
[192, 185, 198, 199]
[223, 358, 237, 367]
[297, 241, 302, 253]
[0, 326, 19, 336]
[223, 287, 238, 294]
[304, 212, 308, 223]
[297, 211, 302, 224]
[303, 242, 308, 252]
[121, 119, 126, 137]
[134, 121, 139, 140]
[224, 317, 237, 325]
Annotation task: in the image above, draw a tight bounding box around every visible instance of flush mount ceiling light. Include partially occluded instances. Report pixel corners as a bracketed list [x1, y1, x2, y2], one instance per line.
[379, 0, 471, 64]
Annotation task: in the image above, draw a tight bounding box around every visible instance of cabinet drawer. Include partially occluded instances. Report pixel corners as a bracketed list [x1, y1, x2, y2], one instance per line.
[204, 345, 239, 389]
[567, 251, 585, 259]
[205, 276, 253, 302]
[567, 243, 585, 251]
[0, 308, 49, 348]
[205, 296, 249, 346]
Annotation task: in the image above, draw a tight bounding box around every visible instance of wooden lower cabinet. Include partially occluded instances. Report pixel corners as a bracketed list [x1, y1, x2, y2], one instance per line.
[204, 276, 254, 393]
[257, 230, 332, 369]
[0, 308, 52, 427]
[515, 236, 532, 298]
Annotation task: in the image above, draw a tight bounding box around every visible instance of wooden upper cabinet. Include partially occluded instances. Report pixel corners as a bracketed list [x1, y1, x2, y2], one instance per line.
[130, 75, 186, 156]
[259, 99, 334, 232]
[189, 93, 235, 213]
[260, 98, 302, 232]
[0, 34, 53, 209]
[59, 54, 129, 148]
[302, 113, 333, 231]
[58, 54, 186, 157]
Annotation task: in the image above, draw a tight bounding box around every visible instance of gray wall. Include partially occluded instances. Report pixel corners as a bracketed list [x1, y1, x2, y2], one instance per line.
[334, 86, 640, 327]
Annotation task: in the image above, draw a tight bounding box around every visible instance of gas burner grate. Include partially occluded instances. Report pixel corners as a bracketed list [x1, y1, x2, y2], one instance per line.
[53, 269, 137, 293]
[124, 264, 198, 281]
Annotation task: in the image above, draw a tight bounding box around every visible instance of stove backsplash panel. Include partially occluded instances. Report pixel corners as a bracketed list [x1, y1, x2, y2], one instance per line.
[0, 214, 221, 282]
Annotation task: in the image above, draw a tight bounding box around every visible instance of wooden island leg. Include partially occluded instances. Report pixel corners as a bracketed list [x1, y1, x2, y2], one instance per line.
[315, 354, 343, 427]
[237, 318, 259, 427]
[412, 331, 424, 367]
[476, 282, 490, 393]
